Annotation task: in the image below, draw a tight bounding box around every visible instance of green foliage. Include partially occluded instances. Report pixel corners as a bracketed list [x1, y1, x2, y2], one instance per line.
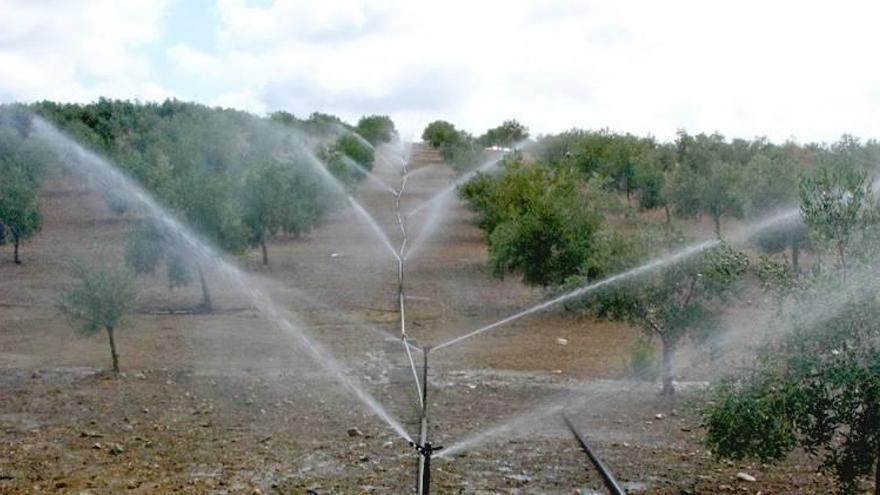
[355, 115, 396, 145]
[422, 120, 460, 148]
[334, 134, 375, 171]
[57, 261, 136, 373]
[58, 262, 136, 334]
[460, 160, 610, 287]
[28, 99, 368, 279]
[124, 224, 164, 275]
[800, 165, 874, 271]
[667, 160, 745, 237]
[242, 160, 332, 264]
[0, 166, 42, 263]
[703, 367, 801, 463]
[478, 119, 529, 148]
[0, 111, 55, 263]
[704, 168, 880, 494]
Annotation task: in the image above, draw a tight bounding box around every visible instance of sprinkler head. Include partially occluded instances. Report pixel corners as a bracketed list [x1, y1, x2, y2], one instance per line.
[411, 441, 442, 457]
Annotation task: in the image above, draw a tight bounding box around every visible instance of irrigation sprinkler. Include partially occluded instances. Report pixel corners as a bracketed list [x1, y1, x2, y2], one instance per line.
[413, 346, 439, 494]
[562, 414, 626, 495]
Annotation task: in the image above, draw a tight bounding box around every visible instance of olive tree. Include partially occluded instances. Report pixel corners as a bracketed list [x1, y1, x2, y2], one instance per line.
[743, 152, 809, 272]
[0, 167, 42, 264]
[460, 161, 610, 287]
[478, 119, 529, 148]
[57, 263, 136, 373]
[587, 240, 748, 395]
[355, 115, 396, 146]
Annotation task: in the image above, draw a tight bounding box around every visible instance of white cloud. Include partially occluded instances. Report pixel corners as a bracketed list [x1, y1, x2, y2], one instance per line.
[0, 0, 175, 103]
[3, 0, 880, 142]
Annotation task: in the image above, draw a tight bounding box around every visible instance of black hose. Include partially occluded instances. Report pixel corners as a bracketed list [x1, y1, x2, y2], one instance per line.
[562, 414, 627, 495]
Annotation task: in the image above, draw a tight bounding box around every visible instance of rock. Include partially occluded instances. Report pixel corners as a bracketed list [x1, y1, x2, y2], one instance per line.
[556, 338, 569, 346]
[382, 441, 393, 449]
[347, 427, 363, 437]
[109, 443, 124, 455]
[735, 472, 756, 482]
[80, 431, 103, 438]
[133, 372, 146, 380]
[92, 442, 102, 450]
[654, 413, 665, 420]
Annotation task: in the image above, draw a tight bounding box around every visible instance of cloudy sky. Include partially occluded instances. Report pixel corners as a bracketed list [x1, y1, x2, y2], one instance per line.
[1, 0, 879, 142]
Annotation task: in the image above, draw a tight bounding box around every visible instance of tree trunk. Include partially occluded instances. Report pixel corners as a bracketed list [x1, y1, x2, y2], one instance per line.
[661, 337, 675, 396]
[713, 216, 722, 239]
[664, 205, 671, 224]
[791, 239, 800, 274]
[875, 444, 879, 495]
[106, 326, 119, 373]
[13, 236, 20, 264]
[837, 243, 847, 282]
[198, 265, 213, 311]
[261, 233, 269, 266]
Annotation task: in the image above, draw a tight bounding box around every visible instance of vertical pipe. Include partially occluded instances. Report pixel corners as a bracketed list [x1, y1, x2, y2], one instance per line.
[417, 348, 430, 495]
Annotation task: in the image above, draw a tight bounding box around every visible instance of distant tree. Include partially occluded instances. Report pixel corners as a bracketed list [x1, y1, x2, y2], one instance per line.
[124, 223, 194, 291]
[667, 160, 745, 238]
[0, 166, 42, 264]
[800, 165, 873, 279]
[355, 115, 397, 145]
[586, 240, 748, 395]
[242, 161, 328, 265]
[478, 119, 529, 148]
[743, 152, 809, 272]
[57, 263, 136, 373]
[334, 134, 375, 171]
[421, 120, 461, 148]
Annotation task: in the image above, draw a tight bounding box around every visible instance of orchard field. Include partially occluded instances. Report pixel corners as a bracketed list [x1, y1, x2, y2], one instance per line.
[1, 101, 878, 494]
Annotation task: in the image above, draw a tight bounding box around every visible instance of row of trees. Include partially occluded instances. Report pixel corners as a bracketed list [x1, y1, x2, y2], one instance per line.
[1, 100, 395, 310]
[421, 119, 529, 171]
[450, 122, 880, 492]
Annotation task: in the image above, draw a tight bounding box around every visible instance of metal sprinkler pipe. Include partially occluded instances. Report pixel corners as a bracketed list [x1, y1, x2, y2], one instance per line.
[415, 347, 437, 495]
[562, 414, 626, 495]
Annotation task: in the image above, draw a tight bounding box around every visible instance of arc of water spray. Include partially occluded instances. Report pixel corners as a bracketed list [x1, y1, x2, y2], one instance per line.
[432, 208, 804, 353]
[406, 143, 524, 218]
[438, 261, 878, 459]
[403, 143, 526, 262]
[296, 150, 400, 262]
[432, 240, 720, 353]
[32, 117, 414, 445]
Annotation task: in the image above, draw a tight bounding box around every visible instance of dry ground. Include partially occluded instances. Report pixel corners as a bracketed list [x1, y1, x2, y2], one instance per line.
[0, 144, 843, 493]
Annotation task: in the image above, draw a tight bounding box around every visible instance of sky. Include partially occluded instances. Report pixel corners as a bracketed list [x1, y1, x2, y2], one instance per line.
[1, 0, 880, 142]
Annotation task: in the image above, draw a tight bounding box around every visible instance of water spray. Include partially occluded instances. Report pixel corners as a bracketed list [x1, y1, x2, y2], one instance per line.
[31, 117, 415, 446]
[562, 414, 626, 495]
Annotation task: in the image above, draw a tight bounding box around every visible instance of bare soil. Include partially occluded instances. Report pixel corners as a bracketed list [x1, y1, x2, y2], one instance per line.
[0, 145, 842, 493]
